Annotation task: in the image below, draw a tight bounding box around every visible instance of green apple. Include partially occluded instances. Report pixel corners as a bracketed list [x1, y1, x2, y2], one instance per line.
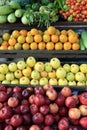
[49, 78, 57, 85]
[63, 64, 71, 72]
[39, 77, 48, 85]
[77, 81, 86, 86]
[71, 64, 79, 73]
[66, 72, 75, 81]
[0, 64, 8, 74]
[30, 79, 39, 85]
[68, 81, 76, 86]
[0, 73, 5, 81]
[56, 67, 66, 79]
[26, 56, 36, 67]
[31, 70, 40, 80]
[50, 58, 61, 69]
[58, 78, 68, 86]
[8, 62, 17, 72]
[80, 64, 87, 73]
[2, 80, 10, 84]
[34, 62, 44, 72]
[11, 79, 19, 84]
[75, 72, 85, 82]
[17, 60, 26, 70]
[20, 76, 30, 84]
[6, 72, 14, 81]
[44, 62, 52, 72]
[14, 69, 22, 79]
[22, 67, 31, 77]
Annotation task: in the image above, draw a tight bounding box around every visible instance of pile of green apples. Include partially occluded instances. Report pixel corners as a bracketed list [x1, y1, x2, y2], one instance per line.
[0, 56, 87, 86]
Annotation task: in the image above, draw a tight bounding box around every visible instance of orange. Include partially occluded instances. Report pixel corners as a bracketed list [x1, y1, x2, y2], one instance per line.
[2, 33, 10, 41]
[27, 31, 31, 36]
[0, 45, 8, 50]
[14, 43, 21, 50]
[44, 30, 48, 35]
[20, 29, 28, 37]
[30, 28, 38, 35]
[63, 42, 71, 50]
[30, 42, 37, 50]
[38, 42, 45, 50]
[2, 41, 9, 47]
[12, 30, 20, 38]
[46, 42, 54, 50]
[47, 26, 56, 35]
[55, 42, 63, 50]
[67, 29, 75, 36]
[55, 29, 60, 35]
[26, 35, 34, 43]
[68, 34, 78, 43]
[72, 43, 80, 50]
[61, 30, 67, 35]
[59, 34, 68, 43]
[8, 46, 14, 50]
[8, 37, 16, 46]
[22, 43, 30, 50]
[51, 35, 58, 43]
[38, 30, 43, 35]
[43, 34, 50, 42]
[17, 35, 26, 44]
[34, 34, 42, 43]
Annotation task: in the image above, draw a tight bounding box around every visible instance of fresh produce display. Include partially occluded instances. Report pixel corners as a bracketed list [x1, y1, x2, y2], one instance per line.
[80, 31, 87, 50]
[0, 26, 80, 50]
[59, 0, 87, 22]
[0, 56, 87, 86]
[0, 85, 87, 129]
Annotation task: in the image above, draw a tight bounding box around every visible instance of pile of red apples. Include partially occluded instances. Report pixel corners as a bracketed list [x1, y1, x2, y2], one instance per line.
[0, 84, 87, 130]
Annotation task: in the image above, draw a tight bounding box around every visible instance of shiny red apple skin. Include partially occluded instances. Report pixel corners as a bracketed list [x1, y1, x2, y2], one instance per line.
[45, 96, 51, 105]
[68, 108, 81, 119]
[55, 93, 65, 106]
[10, 114, 23, 127]
[8, 97, 19, 108]
[16, 126, 26, 130]
[79, 105, 87, 116]
[30, 104, 39, 115]
[4, 125, 14, 130]
[0, 106, 12, 119]
[20, 105, 29, 114]
[13, 86, 22, 93]
[29, 125, 41, 130]
[32, 112, 44, 124]
[0, 84, 7, 91]
[43, 84, 53, 90]
[49, 103, 59, 114]
[28, 94, 35, 104]
[65, 96, 76, 108]
[79, 92, 87, 105]
[80, 117, 87, 129]
[5, 118, 11, 125]
[34, 94, 45, 106]
[39, 105, 50, 115]
[46, 88, 57, 101]
[0, 91, 8, 102]
[34, 86, 45, 95]
[22, 89, 31, 98]
[44, 114, 54, 126]
[12, 92, 22, 101]
[43, 126, 51, 130]
[72, 95, 79, 105]
[59, 106, 67, 116]
[61, 87, 72, 97]
[58, 117, 69, 130]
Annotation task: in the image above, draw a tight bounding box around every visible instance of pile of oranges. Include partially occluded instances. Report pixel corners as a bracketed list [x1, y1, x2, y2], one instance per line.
[0, 26, 80, 50]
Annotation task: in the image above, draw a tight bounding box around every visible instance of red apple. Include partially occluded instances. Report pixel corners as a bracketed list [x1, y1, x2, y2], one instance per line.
[69, 118, 79, 125]
[32, 112, 44, 124]
[43, 84, 53, 90]
[10, 114, 23, 127]
[79, 105, 87, 116]
[0, 106, 12, 119]
[45, 96, 51, 105]
[72, 95, 79, 105]
[0, 102, 3, 109]
[13, 86, 22, 93]
[40, 105, 50, 115]
[4, 125, 14, 130]
[20, 105, 29, 114]
[80, 117, 87, 129]
[22, 89, 31, 98]
[5, 118, 11, 125]
[28, 94, 35, 104]
[34, 94, 45, 106]
[43, 126, 51, 130]
[0, 84, 7, 91]
[7, 88, 13, 96]
[29, 125, 41, 130]
[13, 105, 21, 114]
[59, 106, 67, 116]
[68, 108, 81, 119]
[8, 97, 19, 107]
[21, 99, 29, 106]
[16, 126, 26, 130]
[34, 86, 45, 95]
[30, 104, 39, 115]
[65, 96, 76, 108]
[55, 93, 65, 106]
[53, 113, 60, 122]
[46, 88, 57, 101]
[79, 92, 87, 105]
[61, 87, 72, 97]
[58, 117, 69, 130]
[23, 113, 31, 125]
[0, 91, 7, 102]
[69, 126, 83, 130]
[12, 92, 22, 101]
[49, 103, 59, 114]
[44, 114, 54, 126]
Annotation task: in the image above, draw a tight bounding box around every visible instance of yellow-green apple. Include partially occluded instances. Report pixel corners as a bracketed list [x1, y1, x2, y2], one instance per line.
[49, 78, 57, 85]
[77, 81, 86, 86]
[50, 58, 60, 69]
[39, 77, 48, 85]
[19, 76, 30, 84]
[2, 80, 10, 84]
[11, 79, 19, 84]
[63, 64, 71, 72]
[31, 70, 40, 80]
[14, 69, 22, 79]
[8, 62, 17, 72]
[56, 67, 66, 79]
[30, 79, 39, 85]
[66, 72, 75, 81]
[22, 67, 32, 77]
[17, 60, 26, 70]
[26, 56, 36, 67]
[6, 72, 14, 81]
[68, 81, 76, 86]
[44, 62, 52, 72]
[70, 64, 79, 73]
[0, 73, 5, 81]
[0, 64, 8, 74]
[80, 64, 87, 73]
[75, 72, 85, 82]
[58, 78, 68, 86]
[34, 62, 44, 72]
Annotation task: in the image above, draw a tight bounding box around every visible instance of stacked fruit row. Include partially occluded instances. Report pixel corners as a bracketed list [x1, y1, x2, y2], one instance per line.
[0, 56, 87, 86]
[0, 85, 87, 130]
[0, 26, 80, 50]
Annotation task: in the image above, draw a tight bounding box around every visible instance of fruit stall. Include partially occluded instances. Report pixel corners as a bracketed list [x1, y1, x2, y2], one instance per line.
[0, 0, 87, 129]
